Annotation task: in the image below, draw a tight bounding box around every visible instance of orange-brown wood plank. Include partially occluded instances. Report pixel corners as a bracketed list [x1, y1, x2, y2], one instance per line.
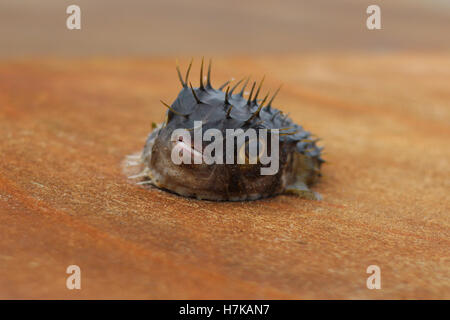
[0, 54, 449, 298]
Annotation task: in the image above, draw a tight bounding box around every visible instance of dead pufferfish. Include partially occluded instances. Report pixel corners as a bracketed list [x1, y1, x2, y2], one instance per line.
[125, 59, 324, 201]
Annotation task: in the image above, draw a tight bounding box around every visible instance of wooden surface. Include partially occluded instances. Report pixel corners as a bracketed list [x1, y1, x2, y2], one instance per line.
[0, 54, 449, 299]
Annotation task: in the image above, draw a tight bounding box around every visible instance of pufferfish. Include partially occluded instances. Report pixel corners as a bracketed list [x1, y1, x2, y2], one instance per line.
[125, 59, 324, 201]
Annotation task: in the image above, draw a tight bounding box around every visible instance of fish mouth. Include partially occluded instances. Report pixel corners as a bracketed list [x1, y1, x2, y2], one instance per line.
[172, 139, 204, 163]
[171, 135, 267, 165]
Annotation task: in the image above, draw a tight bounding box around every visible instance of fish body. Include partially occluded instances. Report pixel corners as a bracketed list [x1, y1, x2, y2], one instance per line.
[128, 60, 324, 201]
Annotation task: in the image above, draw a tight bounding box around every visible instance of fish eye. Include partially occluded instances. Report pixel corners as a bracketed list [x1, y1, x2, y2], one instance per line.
[238, 137, 265, 164]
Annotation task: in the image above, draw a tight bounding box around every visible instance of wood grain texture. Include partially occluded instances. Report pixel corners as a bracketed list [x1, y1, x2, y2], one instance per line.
[0, 54, 449, 299]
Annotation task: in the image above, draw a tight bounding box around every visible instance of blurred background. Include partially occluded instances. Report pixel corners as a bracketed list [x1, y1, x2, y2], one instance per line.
[1, 0, 449, 58]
